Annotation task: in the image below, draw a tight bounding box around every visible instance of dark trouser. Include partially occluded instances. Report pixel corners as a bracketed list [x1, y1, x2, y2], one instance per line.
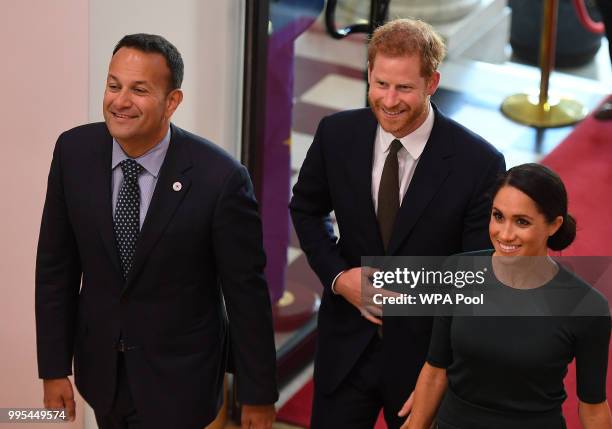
[94, 353, 141, 429]
[310, 335, 406, 429]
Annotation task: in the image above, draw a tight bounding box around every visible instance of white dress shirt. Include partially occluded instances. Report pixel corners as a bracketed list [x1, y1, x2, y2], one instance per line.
[371, 103, 435, 212]
[332, 103, 435, 293]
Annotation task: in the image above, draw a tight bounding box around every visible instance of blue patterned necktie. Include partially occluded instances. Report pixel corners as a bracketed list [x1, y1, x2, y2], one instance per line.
[114, 159, 144, 278]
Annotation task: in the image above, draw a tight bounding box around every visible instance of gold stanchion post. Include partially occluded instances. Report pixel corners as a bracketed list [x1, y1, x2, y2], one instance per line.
[501, 0, 587, 127]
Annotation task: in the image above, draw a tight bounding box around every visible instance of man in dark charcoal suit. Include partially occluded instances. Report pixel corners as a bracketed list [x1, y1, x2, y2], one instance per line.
[36, 34, 277, 429]
[289, 19, 505, 429]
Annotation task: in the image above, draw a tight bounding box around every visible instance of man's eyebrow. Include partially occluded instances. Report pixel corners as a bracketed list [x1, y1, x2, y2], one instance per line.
[106, 74, 149, 86]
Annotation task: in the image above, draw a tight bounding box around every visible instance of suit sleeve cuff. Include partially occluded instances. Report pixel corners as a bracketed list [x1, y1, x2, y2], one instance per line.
[331, 270, 345, 294]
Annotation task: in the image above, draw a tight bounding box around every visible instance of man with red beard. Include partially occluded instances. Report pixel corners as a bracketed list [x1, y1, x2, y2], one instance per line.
[290, 19, 505, 428]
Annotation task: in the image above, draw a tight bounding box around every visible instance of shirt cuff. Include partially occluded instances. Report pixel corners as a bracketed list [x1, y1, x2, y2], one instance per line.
[331, 270, 346, 294]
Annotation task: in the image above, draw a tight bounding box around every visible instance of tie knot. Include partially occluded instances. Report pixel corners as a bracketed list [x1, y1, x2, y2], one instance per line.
[120, 159, 143, 181]
[389, 139, 403, 155]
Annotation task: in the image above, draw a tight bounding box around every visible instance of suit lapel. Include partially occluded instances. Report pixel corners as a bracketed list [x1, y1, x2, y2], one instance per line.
[91, 127, 123, 277]
[348, 110, 385, 255]
[122, 124, 193, 293]
[386, 108, 454, 255]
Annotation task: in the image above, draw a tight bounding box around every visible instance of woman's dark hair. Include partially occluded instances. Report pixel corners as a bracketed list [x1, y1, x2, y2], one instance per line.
[492, 163, 576, 251]
[113, 33, 183, 91]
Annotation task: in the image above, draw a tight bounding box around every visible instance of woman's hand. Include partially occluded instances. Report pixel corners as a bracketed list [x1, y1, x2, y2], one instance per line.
[399, 363, 447, 429]
[398, 390, 414, 419]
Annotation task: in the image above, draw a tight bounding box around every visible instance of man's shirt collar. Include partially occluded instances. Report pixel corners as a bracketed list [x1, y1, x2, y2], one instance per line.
[111, 127, 171, 178]
[378, 103, 435, 160]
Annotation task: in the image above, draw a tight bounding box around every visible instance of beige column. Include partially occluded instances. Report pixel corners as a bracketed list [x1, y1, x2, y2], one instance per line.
[0, 1, 89, 428]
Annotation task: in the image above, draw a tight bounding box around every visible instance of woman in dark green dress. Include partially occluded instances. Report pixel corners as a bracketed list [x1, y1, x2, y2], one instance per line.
[402, 163, 611, 429]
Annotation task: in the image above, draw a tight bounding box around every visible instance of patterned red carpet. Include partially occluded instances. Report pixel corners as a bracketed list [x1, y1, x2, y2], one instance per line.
[544, 96, 612, 429]
[543, 96, 612, 257]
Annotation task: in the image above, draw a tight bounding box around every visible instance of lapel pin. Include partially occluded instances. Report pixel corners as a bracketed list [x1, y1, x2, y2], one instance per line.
[172, 181, 182, 192]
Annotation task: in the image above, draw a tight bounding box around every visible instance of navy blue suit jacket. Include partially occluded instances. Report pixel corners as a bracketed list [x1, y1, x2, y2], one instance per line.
[36, 123, 278, 429]
[289, 106, 505, 408]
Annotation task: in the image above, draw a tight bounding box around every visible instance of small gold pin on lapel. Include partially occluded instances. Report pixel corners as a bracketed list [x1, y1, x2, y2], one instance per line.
[172, 181, 182, 192]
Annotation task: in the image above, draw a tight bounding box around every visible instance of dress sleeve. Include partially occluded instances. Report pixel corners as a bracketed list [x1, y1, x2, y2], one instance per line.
[575, 314, 611, 403]
[427, 316, 453, 368]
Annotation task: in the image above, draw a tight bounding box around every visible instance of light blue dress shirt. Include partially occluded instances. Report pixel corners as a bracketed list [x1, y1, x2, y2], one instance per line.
[111, 128, 171, 229]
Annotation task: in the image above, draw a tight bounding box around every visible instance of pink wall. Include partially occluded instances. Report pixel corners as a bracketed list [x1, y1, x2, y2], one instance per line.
[0, 1, 88, 427]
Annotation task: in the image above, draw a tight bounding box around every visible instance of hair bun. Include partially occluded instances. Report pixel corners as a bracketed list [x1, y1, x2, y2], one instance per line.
[548, 213, 576, 251]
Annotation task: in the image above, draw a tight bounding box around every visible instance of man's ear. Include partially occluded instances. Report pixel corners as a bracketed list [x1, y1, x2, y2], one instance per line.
[367, 62, 371, 84]
[426, 71, 441, 96]
[165, 89, 183, 120]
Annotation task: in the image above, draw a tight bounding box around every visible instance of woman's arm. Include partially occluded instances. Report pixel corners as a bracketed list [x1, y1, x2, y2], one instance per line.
[579, 400, 612, 429]
[574, 310, 611, 429]
[400, 363, 448, 429]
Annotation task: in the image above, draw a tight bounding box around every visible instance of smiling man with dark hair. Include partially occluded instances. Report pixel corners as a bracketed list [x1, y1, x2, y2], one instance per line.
[36, 33, 277, 429]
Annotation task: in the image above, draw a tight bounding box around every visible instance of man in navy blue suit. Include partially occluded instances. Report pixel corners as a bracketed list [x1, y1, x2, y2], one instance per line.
[290, 19, 505, 428]
[36, 34, 277, 429]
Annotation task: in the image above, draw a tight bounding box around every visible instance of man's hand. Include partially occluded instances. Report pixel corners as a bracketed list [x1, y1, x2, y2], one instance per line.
[335, 267, 383, 325]
[43, 377, 76, 421]
[241, 404, 275, 429]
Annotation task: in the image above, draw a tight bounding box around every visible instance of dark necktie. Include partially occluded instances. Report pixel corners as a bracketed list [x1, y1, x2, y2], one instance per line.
[114, 159, 143, 278]
[377, 139, 403, 253]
